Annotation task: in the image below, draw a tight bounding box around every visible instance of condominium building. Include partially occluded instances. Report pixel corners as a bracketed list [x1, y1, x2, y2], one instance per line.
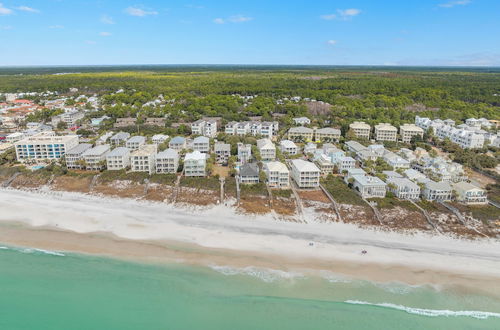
[280, 140, 299, 155]
[214, 142, 231, 165]
[15, 132, 79, 162]
[65, 143, 92, 169]
[51, 110, 84, 127]
[399, 124, 424, 143]
[130, 144, 157, 174]
[106, 147, 131, 170]
[126, 136, 146, 151]
[287, 126, 314, 141]
[349, 121, 371, 140]
[374, 123, 397, 142]
[155, 148, 179, 174]
[314, 127, 341, 142]
[256, 138, 276, 161]
[290, 159, 320, 189]
[184, 151, 206, 177]
[452, 182, 487, 205]
[191, 119, 218, 138]
[264, 161, 290, 188]
[110, 132, 130, 147]
[237, 143, 252, 164]
[387, 177, 420, 200]
[192, 136, 210, 153]
[82, 144, 111, 171]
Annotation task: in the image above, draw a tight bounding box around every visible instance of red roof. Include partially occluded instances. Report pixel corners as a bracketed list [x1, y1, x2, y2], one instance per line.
[13, 99, 33, 104]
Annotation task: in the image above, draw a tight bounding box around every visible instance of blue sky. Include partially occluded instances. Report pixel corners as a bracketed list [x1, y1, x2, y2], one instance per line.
[0, 0, 499, 66]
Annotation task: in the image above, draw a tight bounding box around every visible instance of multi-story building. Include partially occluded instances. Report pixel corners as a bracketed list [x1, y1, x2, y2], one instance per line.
[151, 134, 169, 145]
[191, 119, 218, 137]
[314, 127, 341, 142]
[168, 136, 187, 151]
[280, 140, 299, 155]
[386, 177, 420, 200]
[238, 163, 260, 184]
[192, 136, 210, 154]
[237, 143, 252, 164]
[110, 132, 130, 147]
[184, 151, 206, 177]
[290, 159, 320, 189]
[225, 121, 278, 138]
[374, 123, 397, 142]
[126, 136, 146, 151]
[452, 182, 488, 205]
[349, 121, 371, 140]
[106, 147, 131, 170]
[422, 180, 452, 201]
[130, 144, 157, 174]
[155, 148, 179, 174]
[82, 145, 111, 171]
[15, 132, 79, 162]
[293, 117, 311, 126]
[351, 175, 387, 198]
[264, 161, 290, 188]
[314, 154, 335, 176]
[51, 110, 84, 128]
[287, 126, 314, 141]
[256, 138, 276, 161]
[114, 117, 137, 128]
[6, 132, 25, 143]
[65, 143, 92, 169]
[399, 124, 424, 143]
[214, 142, 231, 165]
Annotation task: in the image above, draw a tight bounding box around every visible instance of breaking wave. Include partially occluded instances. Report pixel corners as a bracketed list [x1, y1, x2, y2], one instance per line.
[209, 265, 303, 283]
[344, 300, 500, 320]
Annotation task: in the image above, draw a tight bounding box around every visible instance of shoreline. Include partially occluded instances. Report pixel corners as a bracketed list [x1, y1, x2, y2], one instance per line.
[1, 188, 500, 297]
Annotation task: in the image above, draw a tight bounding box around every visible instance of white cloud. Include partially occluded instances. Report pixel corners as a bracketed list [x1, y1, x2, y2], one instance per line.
[439, 0, 471, 8]
[101, 14, 115, 24]
[0, 3, 13, 15]
[321, 8, 361, 21]
[125, 6, 158, 17]
[327, 40, 338, 45]
[99, 32, 112, 37]
[49, 25, 64, 29]
[213, 15, 253, 24]
[16, 6, 39, 13]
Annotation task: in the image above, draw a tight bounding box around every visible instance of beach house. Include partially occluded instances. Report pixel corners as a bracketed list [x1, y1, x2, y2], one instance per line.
[386, 177, 421, 200]
[452, 182, 488, 205]
[192, 136, 210, 154]
[110, 132, 130, 147]
[214, 142, 231, 165]
[82, 145, 111, 171]
[280, 140, 299, 155]
[65, 143, 92, 169]
[422, 181, 452, 202]
[237, 143, 252, 164]
[238, 163, 260, 184]
[351, 175, 387, 198]
[291, 159, 320, 189]
[184, 151, 206, 177]
[264, 161, 290, 189]
[126, 136, 146, 151]
[106, 147, 131, 170]
[257, 139, 276, 161]
[130, 144, 157, 174]
[155, 148, 179, 174]
[169, 136, 187, 151]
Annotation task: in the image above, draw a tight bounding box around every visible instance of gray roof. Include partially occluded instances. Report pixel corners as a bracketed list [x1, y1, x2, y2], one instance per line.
[169, 136, 186, 144]
[66, 143, 92, 156]
[289, 126, 314, 133]
[425, 180, 452, 191]
[127, 136, 146, 143]
[383, 170, 403, 178]
[345, 140, 367, 152]
[107, 147, 130, 157]
[214, 142, 231, 152]
[387, 177, 419, 190]
[193, 136, 209, 143]
[156, 148, 179, 159]
[240, 163, 260, 177]
[111, 132, 130, 140]
[82, 144, 110, 156]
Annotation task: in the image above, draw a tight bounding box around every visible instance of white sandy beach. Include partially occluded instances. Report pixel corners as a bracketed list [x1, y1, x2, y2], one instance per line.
[1, 188, 500, 294]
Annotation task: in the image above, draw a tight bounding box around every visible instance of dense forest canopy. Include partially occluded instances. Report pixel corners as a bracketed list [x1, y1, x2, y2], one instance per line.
[1, 67, 499, 126]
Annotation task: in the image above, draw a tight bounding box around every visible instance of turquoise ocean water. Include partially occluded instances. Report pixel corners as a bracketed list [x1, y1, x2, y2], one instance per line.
[1, 245, 499, 330]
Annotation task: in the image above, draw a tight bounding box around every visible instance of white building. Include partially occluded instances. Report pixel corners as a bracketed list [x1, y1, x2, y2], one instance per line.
[264, 161, 290, 188]
[349, 121, 371, 139]
[130, 144, 157, 174]
[51, 110, 84, 127]
[374, 123, 397, 142]
[238, 162, 260, 184]
[257, 138, 276, 161]
[110, 132, 130, 147]
[15, 132, 79, 162]
[155, 148, 179, 174]
[351, 175, 387, 198]
[280, 140, 299, 155]
[106, 147, 131, 170]
[387, 177, 420, 200]
[191, 119, 218, 138]
[126, 136, 146, 151]
[237, 143, 252, 164]
[293, 117, 311, 126]
[400, 124, 424, 144]
[452, 182, 487, 205]
[314, 127, 341, 142]
[214, 142, 231, 165]
[184, 151, 206, 177]
[65, 143, 92, 169]
[192, 136, 210, 154]
[6, 132, 25, 143]
[422, 180, 452, 202]
[82, 145, 110, 171]
[151, 134, 169, 145]
[291, 159, 320, 189]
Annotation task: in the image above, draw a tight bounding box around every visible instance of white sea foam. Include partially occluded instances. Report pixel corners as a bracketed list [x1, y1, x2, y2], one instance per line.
[0, 246, 9, 250]
[344, 300, 500, 320]
[373, 282, 421, 295]
[318, 271, 352, 284]
[20, 248, 65, 257]
[209, 265, 303, 283]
